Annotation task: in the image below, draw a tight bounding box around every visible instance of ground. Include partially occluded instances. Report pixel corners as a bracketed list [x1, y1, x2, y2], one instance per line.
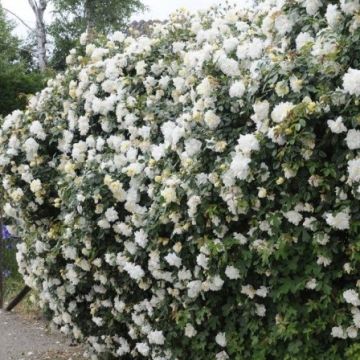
[0, 309, 85, 360]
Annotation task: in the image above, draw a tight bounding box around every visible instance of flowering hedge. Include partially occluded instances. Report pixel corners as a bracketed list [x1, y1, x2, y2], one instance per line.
[1, 0, 360, 359]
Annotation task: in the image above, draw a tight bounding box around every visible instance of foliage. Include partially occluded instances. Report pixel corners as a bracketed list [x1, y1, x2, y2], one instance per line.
[52, 0, 145, 33]
[0, 67, 46, 116]
[49, 0, 145, 70]
[0, 7, 20, 60]
[1, 1, 360, 359]
[0, 6, 45, 116]
[1, 225, 24, 302]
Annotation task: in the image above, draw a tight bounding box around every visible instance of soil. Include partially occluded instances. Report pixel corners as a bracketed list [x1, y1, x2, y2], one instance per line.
[0, 309, 85, 360]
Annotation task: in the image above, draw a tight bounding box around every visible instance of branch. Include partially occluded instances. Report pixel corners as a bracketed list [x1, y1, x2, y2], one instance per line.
[27, 0, 37, 13]
[3, 7, 34, 31]
[39, 0, 48, 11]
[28, 0, 48, 14]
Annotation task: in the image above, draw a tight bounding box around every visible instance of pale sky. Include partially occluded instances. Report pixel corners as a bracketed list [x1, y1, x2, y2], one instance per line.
[1, 0, 248, 38]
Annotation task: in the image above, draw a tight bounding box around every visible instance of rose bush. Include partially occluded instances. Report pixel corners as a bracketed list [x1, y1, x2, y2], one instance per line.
[1, 0, 360, 359]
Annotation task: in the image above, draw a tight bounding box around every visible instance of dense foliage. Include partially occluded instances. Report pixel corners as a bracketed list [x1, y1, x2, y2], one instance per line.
[0, 6, 45, 116]
[1, 0, 360, 359]
[49, 0, 145, 70]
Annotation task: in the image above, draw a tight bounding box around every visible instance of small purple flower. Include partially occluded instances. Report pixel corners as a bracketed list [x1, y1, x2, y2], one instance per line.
[1, 226, 11, 240]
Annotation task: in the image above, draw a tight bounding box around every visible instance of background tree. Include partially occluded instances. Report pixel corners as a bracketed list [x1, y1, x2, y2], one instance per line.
[0, 5, 45, 116]
[28, 0, 48, 71]
[4, 1, 49, 71]
[49, 0, 145, 70]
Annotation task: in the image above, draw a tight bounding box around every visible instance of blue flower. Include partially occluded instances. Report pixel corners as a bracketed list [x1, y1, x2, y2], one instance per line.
[1, 226, 11, 240]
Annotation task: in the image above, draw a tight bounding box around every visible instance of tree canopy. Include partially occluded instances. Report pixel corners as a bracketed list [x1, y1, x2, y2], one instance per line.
[0, 6, 45, 116]
[49, 0, 145, 70]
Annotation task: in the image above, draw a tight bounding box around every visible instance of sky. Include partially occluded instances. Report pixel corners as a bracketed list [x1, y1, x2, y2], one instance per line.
[1, 0, 243, 38]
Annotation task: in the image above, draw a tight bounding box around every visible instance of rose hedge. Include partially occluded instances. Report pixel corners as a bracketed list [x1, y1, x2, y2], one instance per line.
[1, 0, 360, 359]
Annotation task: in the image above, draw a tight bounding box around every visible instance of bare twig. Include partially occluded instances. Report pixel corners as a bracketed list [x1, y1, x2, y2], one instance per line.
[3, 7, 34, 31]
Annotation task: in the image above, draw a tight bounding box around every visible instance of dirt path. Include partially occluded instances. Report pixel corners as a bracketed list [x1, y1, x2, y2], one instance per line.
[0, 309, 85, 360]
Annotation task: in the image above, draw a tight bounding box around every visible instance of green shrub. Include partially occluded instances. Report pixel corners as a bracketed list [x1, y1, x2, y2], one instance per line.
[0, 66, 45, 116]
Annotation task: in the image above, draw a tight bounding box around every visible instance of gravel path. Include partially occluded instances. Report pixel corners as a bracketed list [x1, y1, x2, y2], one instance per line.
[0, 310, 84, 360]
